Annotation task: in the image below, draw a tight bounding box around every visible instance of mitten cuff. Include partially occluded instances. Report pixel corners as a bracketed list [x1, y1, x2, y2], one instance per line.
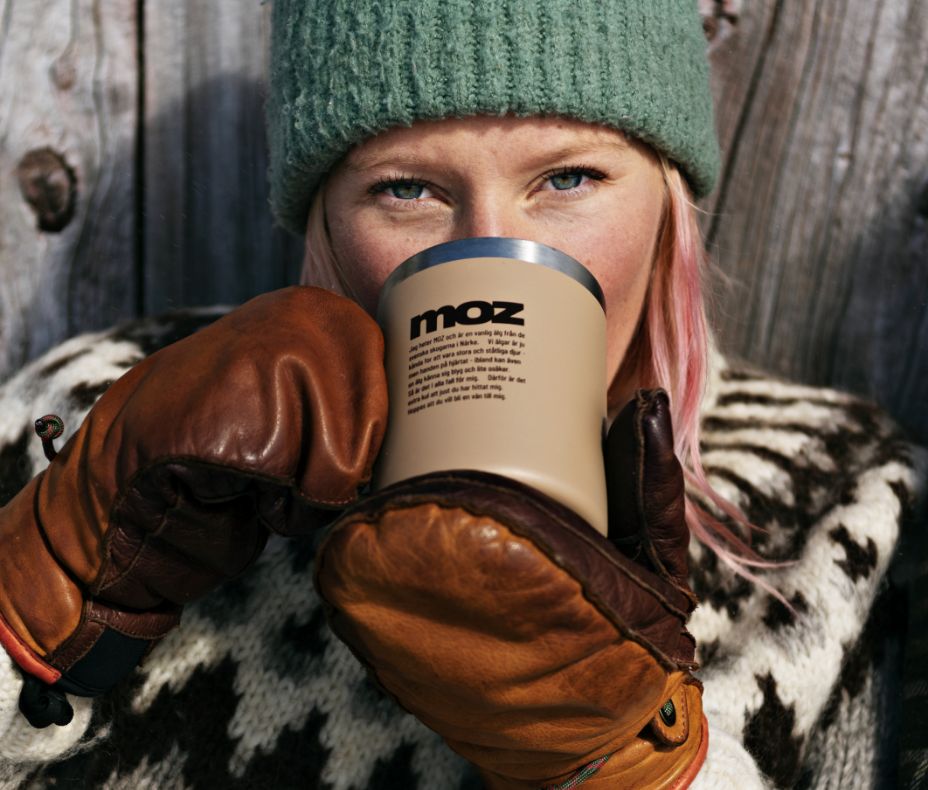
[0, 648, 91, 763]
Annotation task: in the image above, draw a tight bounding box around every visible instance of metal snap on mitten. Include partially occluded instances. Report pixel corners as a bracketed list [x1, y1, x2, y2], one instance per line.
[660, 699, 677, 727]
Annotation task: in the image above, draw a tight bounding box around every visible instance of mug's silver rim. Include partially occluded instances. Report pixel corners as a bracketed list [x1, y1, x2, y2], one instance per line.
[377, 238, 606, 318]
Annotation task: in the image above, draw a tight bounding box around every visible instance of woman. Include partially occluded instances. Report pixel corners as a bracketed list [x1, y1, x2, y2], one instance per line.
[0, 1, 921, 787]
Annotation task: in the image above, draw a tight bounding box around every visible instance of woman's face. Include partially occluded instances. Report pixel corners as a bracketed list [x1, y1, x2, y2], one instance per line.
[322, 115, 666, 401]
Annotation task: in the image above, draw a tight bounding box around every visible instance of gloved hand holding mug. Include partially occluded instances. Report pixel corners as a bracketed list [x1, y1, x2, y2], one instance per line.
[0, 286, 387, 727]
[314, 388, 706, 789]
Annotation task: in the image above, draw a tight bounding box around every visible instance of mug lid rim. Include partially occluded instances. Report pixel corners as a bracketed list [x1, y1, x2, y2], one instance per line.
[377, 237, 606, 316]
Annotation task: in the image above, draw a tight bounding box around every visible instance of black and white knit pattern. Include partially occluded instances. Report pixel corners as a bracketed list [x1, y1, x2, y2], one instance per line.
[0, 307, 923, 789]
[692, 361, 925, 789]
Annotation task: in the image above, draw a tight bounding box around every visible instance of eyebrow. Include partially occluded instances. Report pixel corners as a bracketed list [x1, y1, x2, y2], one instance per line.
[520, 138, 631, 169]
[345, 135, 631, 174]
[345, 154, 432, 173]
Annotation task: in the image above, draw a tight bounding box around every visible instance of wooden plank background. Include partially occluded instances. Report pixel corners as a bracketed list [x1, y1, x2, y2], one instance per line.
[701, 0, 928, 448]
[0, 0, 138, 377]
[1, 0, 925, 447]
[142, 2, 301, 312]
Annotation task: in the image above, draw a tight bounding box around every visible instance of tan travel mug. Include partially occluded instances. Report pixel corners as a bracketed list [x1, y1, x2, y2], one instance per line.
[374, 237, 608, 535]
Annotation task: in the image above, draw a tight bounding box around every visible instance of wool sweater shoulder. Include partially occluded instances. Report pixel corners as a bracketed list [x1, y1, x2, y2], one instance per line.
[0, 308, 922, 789]
[692, 340, 926, 788]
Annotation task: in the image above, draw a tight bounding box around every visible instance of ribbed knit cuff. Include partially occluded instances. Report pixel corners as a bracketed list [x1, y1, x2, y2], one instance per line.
[690, 711, 772, 789]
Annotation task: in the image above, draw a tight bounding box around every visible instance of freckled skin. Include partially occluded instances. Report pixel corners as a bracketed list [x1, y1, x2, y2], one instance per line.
[319, 115, 667, 412]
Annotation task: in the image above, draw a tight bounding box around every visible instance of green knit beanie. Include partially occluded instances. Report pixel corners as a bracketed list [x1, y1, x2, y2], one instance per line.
[267, 0, 720, 236]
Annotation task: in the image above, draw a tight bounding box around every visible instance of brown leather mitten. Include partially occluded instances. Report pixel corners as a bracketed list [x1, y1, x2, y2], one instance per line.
[605, 389, 699, 607]
[314, 389, 706, 789]
[0, 286, 387, 726]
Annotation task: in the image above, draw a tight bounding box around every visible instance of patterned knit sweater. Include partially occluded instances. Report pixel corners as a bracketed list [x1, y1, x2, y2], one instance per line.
[0, 306, 923, 789]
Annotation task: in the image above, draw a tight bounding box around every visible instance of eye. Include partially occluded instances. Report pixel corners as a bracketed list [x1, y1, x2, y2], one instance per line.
[550, 172, 584, 190]
[541, 166, 606, 193]
[370, 176, 434, 201]
[389, 182, 427, 200]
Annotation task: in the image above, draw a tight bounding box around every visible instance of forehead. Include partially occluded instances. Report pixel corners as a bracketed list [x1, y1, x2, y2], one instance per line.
[342, 115, 634, 172]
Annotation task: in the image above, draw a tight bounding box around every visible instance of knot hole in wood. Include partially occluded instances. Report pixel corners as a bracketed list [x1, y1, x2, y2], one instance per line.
[16, 147, 77, 233]
[700, 0, 741, 43]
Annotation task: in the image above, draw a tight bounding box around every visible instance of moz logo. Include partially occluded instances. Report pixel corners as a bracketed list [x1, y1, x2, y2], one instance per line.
[410, 300, 525, 339]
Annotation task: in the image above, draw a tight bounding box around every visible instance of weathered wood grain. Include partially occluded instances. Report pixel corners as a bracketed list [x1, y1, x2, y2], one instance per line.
[1, 0, 925, 447]
[0, 0, 137, 382]
[142, 1, 302, 314]
[702, 0, 928, 444]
